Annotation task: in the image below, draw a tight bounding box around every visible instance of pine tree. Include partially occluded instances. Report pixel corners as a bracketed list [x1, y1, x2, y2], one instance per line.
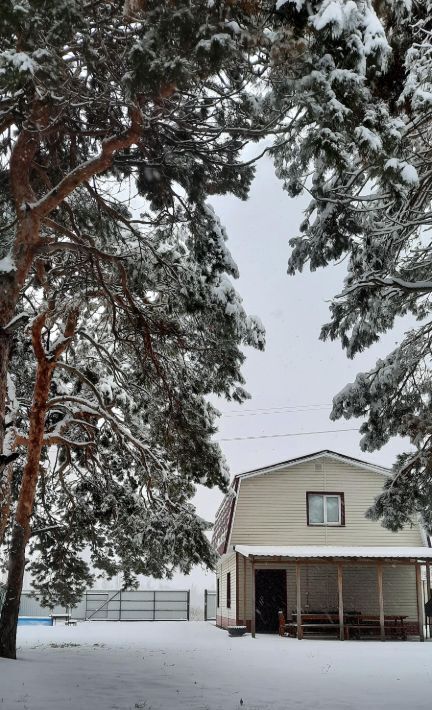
[0, 0, 272, 658]
[270, 0, 432, 532]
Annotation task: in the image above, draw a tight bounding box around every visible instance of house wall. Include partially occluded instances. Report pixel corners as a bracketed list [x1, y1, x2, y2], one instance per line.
[230, 458, 424, 547]
[285, 563, 418, 619]
[216, 552, 237, 628]
[236, 560, 419, 628]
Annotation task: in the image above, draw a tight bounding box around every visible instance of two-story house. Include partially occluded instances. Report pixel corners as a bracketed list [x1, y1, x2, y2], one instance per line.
[213, 450, 432, 640]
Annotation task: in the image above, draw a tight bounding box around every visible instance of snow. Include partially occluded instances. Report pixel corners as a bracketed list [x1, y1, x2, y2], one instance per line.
[399, 162, 419, 185]
[354, 125, 383, 151]
[1, 621, 430, 710]
[6, 622, 432, 707]
[384, 159, 419, 185]
[234, 544, 432, 559]
[0, 253, 16, 273]
[225, 20, 241, 35]
[313, 1, 346, 35]
[0, 50, 36, 74]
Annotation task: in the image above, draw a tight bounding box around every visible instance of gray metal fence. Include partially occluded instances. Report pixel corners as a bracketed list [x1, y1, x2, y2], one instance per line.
[83, 589, 190, 621]
[18, 589, 190, 621]
[204, 589, 216, 621]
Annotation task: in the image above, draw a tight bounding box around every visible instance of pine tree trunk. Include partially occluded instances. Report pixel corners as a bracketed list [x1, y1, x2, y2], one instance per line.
[0, 464, 13, 545]
[0, 356, 53, 659]
[0, 311, 14, 543]
[0, 215, 41, 538]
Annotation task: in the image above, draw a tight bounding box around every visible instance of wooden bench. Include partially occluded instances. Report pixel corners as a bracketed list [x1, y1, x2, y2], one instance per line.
[285, 622, 340, 638]
[280, 612, 341, 638]
[50, 613, 71, 626]
[345, 615, 407, 640]
[279, 611, 408, 640]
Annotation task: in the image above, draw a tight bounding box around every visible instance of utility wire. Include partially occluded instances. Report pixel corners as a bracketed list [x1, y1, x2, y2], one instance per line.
[217, 427, 359, 442]
[223, 406, 331, 418]
[223, 402, 332, 416]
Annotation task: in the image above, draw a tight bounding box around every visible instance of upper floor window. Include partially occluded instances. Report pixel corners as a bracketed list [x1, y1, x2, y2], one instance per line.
[307, 492, 344, 526]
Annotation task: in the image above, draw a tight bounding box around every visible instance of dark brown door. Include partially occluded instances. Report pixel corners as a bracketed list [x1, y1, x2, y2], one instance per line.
[255, 569, 287, 633]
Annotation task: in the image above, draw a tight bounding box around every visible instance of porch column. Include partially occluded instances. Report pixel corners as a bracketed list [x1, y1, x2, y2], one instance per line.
[337, 563, 344, 641]
[296, 562, 302, 640]
[416, 562, 425, 642]
[377, 561, 385, 641]
[426, 561, 431, 640]
[243, 556, 247, 626]
[251, 557, 256, 638]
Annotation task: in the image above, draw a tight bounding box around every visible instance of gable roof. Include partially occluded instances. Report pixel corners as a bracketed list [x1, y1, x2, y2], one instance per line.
[212, 450, 392, 555]
[236, 449, 390, 481]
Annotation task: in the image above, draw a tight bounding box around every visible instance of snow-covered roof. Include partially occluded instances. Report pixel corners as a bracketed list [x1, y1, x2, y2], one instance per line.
[234, 545, 432, 560]
[236, 450, 390, 480]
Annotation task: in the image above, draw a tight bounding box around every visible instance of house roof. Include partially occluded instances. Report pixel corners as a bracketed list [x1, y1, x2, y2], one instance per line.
[234, 544, 432, 560]
[213, 450, 431, 556]
[235, 450, 390, 481]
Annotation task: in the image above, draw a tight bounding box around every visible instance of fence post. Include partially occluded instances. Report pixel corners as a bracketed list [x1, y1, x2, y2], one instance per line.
[187, 590, 190, 621]
[153, 591, 156, 621]
[204, 589, 208, 621]
[119, 590, 122, 621]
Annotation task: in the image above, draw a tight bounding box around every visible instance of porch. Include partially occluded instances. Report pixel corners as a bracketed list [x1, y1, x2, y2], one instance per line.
[234, 545, 432, 641]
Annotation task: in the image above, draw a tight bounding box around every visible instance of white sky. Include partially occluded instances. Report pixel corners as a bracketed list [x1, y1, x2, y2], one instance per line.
[141, 153, 412, 599]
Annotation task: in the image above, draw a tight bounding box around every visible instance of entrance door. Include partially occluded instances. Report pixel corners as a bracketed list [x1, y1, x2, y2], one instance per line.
[255, 569, 286, 633]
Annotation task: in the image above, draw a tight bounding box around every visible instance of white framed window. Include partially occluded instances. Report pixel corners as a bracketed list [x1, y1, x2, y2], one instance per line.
[307, 492, 344, 526]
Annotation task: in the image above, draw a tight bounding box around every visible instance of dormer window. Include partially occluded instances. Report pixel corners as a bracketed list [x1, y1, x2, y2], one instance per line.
[307, 492, 344, 526]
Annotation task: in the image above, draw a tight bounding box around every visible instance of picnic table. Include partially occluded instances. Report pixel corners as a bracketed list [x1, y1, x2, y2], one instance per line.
[279, 611, 408, 640]
[344, 614, 408, 640]
[50, 613, 71, 626]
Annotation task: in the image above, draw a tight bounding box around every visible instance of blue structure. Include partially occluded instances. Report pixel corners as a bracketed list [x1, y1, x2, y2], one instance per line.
[18, 616, 53, 626]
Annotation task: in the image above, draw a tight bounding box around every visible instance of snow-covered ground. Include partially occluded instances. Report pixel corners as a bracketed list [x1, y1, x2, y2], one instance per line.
[1, 621, 431, 710]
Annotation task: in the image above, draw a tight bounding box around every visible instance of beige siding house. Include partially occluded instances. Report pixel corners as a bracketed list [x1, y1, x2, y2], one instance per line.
[213, 450, 432, 641]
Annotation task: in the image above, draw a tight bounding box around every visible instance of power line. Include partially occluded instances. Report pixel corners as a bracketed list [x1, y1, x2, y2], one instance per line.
[217, 427, 359, 442]
[223, 406, 332, 418]
[223, 402, 332, 416]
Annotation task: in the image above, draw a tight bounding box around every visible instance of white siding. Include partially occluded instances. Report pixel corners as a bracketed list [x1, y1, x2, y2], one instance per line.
[216, 552, 237, 627]
[237, 555, 253, 623]
[284, 563, 418, 620]
[236, 559, 418, 625]
[230, 458, 423, 547]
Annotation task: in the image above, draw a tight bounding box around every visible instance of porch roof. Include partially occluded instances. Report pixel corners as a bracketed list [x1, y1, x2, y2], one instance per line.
[234, 544, 432, 561]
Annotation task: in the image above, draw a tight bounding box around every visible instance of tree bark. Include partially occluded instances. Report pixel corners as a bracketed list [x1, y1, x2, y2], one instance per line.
[0, 356, 53, 658]
[0, 464, 13, 545]
[0, 215, 41, 541]
[0, 104, 141, 656]
[0, 310, 76, 659]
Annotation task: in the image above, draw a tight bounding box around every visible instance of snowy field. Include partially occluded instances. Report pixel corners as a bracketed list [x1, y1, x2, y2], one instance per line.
[1, 621, 431, 710]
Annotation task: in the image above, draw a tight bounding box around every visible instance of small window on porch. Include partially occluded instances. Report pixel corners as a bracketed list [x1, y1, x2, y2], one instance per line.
[307, 492, 344, 526]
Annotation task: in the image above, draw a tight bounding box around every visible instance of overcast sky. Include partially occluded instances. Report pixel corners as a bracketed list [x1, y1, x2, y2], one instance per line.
[196, 154, 409, 520]
[144, 151, 412, 598]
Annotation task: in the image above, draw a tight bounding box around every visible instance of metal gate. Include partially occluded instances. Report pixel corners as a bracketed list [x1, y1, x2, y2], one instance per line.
[204, 589, 216, 621]
[85, 592, 109, 619]
[84, 589, 190, 621]
[18, 589, 190, 621]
